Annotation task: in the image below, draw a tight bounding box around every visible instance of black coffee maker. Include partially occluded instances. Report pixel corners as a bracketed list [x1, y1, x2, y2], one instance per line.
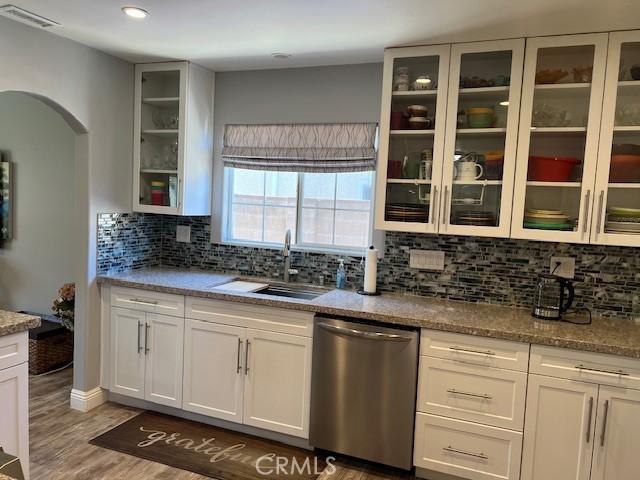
[532, 274, 575, 320]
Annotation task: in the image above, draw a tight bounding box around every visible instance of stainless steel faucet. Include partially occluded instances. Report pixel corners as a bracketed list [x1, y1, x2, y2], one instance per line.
[283, 229, 298, 283]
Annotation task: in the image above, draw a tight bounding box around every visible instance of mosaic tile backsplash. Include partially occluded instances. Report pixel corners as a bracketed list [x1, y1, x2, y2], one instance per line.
[97, 213, 640, 319]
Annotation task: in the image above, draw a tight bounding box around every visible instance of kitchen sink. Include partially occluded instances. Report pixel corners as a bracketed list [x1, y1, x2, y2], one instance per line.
[256, 284, 327, 300]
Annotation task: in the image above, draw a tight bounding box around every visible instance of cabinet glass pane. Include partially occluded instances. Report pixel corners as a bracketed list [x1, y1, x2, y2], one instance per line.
[139, 69, 181, 208]
[604, 41, 640, 235]
[385, 55, 440, 224]
[521, 45, 595, 233]
[448, 50, 512, 228]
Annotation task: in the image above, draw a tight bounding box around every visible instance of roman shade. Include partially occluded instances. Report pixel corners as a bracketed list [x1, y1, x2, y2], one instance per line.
[221, 123, 377, 172]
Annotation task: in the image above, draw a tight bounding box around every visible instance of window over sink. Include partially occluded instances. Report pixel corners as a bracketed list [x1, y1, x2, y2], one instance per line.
[223, 168, 374, 252]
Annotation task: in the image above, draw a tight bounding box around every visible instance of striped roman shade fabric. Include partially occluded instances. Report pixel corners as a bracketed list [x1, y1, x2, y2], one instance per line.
[221, 123, 377, 172]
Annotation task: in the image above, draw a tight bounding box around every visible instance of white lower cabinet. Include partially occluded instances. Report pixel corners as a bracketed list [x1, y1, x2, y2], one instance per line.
[243, 329, 312, 438]
[590, 386, 640, 480]
[183, 319, 245, 422]
[414, 413, 522, 480]
[110, 307, 184, 408]
[415, 331, 528, 480]
[110, 307, 146, 399]
[521, 374, 598, 480]
[522, 346, 640, 480]
[144, 313, 184, 407]
[0, 360, 29, 479]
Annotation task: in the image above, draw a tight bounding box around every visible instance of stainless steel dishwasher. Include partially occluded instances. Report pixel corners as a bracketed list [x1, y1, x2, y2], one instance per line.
[309, 317, 419, 470]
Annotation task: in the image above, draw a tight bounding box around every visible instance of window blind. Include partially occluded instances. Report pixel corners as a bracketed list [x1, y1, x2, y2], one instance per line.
[222, 123, 377, 173]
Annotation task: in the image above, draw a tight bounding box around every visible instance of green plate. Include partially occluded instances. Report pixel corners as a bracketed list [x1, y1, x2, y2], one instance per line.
[609, 207, 640, 218]
[524, 221, 573, 230]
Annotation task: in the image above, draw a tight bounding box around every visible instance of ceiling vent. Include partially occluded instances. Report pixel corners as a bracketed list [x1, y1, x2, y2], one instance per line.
[0, 5, 59, 28]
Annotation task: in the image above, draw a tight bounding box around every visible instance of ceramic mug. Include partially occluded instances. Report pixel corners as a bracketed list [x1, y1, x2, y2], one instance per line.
[454, 161, 483, 181]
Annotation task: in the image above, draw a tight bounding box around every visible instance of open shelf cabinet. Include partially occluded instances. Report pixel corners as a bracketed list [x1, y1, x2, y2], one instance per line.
[133, 61, 214, 215]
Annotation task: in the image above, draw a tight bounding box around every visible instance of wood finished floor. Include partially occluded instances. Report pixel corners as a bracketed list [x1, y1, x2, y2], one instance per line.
[29, 368, 415, 480]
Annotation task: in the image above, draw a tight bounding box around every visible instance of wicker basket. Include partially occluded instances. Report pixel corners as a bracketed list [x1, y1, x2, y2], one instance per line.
[26, 317, 73, 375]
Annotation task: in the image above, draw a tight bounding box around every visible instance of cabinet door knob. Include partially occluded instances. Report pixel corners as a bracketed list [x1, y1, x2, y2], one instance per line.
[244, 340, 251, 375]
[144, 323, 150, 354]
[586, 396, 594, 443]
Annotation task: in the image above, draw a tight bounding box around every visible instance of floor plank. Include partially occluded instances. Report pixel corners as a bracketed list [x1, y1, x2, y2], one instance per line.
[28, 368, 415, 480]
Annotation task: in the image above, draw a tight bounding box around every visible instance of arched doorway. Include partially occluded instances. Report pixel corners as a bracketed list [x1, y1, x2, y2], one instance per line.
[0, 89, 90, 401]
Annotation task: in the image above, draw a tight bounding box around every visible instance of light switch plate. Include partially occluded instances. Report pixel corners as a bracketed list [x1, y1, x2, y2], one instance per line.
[550, 256, 575, 279]
[176, 225, 191, 243]
[410, 250, 445, 271]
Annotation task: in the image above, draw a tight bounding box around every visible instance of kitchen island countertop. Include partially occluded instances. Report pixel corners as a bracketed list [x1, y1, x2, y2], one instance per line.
[0, 310, 41, 336]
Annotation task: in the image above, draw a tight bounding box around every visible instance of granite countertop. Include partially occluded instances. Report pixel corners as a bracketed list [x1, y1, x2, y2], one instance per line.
[0, 310, 41, 336]
[98, 268, 640, 359]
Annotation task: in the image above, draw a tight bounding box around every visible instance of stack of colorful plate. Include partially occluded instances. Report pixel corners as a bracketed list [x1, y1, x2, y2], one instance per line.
[605, 207, 640, 234]
[385, 203, 429, 223]
[524, 209, 573, 230]
[453, 210, 496, 226]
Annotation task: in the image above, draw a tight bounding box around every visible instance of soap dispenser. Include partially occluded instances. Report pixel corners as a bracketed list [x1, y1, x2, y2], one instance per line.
[336, 259, 346, 289]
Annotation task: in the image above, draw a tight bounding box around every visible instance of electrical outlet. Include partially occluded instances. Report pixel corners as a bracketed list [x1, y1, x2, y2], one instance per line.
[550, 256, 575, 279]
[410, 250, 445, 271]
[176, 225, 191, 243]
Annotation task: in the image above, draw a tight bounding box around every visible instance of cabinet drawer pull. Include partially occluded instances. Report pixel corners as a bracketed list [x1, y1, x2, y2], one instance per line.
[137, 321, 143, 353]
[130, 298, 158, 306]
[244, 340, 250, 375]
[449, 346, 495, 356]
[575, 364, 629, 376]
[600, 400, 609, 447]
[144, 323, 150, 354]
[236, 339, 243, 374]
[586, 396, 594, 443]
[443, 446, 488, 460]
[447, 388, 492, 400]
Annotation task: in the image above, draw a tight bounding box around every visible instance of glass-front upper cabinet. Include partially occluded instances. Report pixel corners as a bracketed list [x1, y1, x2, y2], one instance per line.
[512, 34, 609, 243]
[133, 62, 214, 215]
[440, 39, 525, 238]
[374, 45, 450, 233]
[591, 31, 640, 247]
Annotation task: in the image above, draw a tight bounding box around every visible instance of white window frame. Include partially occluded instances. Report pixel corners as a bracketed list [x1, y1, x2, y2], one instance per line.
[221, 168, 377, 255]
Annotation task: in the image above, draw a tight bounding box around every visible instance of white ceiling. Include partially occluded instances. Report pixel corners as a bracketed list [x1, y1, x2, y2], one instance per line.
[7, 0, 640, 71]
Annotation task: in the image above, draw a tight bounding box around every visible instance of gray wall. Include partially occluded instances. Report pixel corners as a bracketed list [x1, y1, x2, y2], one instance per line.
[211, 63, 383, 240]
[0, 92, 75, 313]
[0, 16, 134, 393]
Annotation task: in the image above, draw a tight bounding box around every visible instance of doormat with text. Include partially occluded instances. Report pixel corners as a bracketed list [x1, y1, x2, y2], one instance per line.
[89, 411, 327, 479]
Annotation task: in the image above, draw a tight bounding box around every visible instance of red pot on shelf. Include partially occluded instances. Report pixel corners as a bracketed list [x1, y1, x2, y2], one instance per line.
[609, 154, 640, 182]
[390, 111, 407, 130]
[528, 156, 580, 182]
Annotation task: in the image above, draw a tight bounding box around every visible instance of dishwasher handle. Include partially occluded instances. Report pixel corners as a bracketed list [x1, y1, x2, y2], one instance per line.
[317, 321, 414, 342]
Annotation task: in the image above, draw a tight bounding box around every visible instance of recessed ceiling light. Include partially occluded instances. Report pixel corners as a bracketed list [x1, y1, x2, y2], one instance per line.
[122, 6, 148, 19]
[271, 53, 292, 60]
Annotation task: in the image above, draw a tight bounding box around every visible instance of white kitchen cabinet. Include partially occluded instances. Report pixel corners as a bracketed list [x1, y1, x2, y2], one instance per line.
[183, 319, 245, 422]
[144, 313, 184, 408]
[590, 386, 640, 480]
[110, 307, 146, 399]
[374, 44, 451, 233]
[417, 356, 527, 431]
[512, 33, 609, 243]
[521, 374, 598, 480]
[243, 329, 312, 438]
[110, 306, 184, 407]
[440, 39, 525, 238]
[133, 61, 214, 215]
[591, 30, 640, 247]
[0, 362, 29, 479]
[414, 412, 522, 480]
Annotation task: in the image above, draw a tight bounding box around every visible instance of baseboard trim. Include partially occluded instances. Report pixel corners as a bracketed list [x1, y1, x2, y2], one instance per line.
[70, 387, 107, 412]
